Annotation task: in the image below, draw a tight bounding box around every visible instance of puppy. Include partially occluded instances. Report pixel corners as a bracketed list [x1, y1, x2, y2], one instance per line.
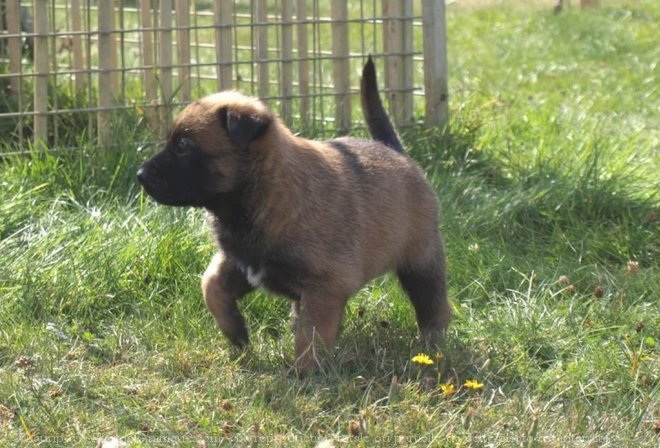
[137, 57, 451, 374]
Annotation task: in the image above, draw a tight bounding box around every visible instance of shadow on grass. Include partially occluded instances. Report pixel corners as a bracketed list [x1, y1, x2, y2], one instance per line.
[224, 289, 494, 391]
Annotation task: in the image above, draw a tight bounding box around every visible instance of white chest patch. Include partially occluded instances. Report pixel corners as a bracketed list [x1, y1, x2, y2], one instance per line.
[246, 266, 264, 288]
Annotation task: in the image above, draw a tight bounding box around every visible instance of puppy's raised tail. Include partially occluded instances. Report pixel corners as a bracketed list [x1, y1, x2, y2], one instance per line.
[360, 56, 404, 153]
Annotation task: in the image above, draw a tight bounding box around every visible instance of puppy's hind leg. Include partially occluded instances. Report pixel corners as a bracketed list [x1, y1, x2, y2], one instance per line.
[202, 253, 254, 347]
[397, 250, 452, 342]
[294, 293, 347, 375]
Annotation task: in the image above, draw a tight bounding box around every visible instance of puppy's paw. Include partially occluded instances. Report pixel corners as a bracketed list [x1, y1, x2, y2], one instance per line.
[223, 325, 250, 349]
[418, 325, 448, 350]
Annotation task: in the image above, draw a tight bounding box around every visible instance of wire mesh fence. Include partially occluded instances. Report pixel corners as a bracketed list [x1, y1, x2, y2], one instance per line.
[0, 0, 448, 151]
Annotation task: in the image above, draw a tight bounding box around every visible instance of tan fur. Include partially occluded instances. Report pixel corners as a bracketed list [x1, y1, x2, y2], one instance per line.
[179, 94, 432, 280]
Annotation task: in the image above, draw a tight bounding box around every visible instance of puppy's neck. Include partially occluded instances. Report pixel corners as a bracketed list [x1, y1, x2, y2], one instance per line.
[252, 120, 302, 172]
[204, 120, 306, 237]
[249, 122, 314, 225]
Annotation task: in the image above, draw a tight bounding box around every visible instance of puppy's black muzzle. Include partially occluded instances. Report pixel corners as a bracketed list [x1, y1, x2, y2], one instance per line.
[136, 161, 177, 205]
[136, 163, 159, 198]
[136, 166, 148, 184]
[137, 153, 212, 207]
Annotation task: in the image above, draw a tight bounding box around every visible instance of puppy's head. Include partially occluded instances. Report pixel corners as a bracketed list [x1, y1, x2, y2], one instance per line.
[137, 92, 273, 207]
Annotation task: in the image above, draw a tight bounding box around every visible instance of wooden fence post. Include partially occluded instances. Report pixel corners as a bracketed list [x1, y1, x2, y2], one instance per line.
[296, 0, 309, 128]
[140, 0, 157, 131]
[176, 0, 191, 102]
[70, 0, 85, 94]
[6, 0, 23, 146]
[422, 0, 449, 130]
[109, 2, 118, 93]
[159, 0, 173, 128]
[33, 0, 49, 146]
[331, 0, 350, 133]
[214, 1, 232, 90]
[6, 0, 21, 101]
[255, 0, 269, 98]
[97, 0, 114, 147]
[402, 0, 414, 124]
[281, 0, 293, 124]
[383, 0, 403, 125]
[140, 0, 154, 101]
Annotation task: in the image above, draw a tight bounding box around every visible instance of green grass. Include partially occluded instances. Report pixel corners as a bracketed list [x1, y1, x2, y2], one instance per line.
[1, 2, 659, 447]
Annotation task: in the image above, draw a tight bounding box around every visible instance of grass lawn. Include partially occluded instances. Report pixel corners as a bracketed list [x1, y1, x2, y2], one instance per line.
[1, 1, 658, 447]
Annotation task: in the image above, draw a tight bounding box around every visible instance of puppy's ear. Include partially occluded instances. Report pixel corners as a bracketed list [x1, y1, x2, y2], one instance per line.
[221, 107, 271, 145]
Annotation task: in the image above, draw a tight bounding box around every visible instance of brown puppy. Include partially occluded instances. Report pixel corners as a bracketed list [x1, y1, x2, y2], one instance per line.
[137, 57, 451, 374]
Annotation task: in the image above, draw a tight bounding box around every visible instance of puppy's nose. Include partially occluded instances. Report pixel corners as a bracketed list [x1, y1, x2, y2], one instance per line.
[136, 167, 147, 184]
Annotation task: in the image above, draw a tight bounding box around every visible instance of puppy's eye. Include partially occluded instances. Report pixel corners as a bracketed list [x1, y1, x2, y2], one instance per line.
[176, 137, 193, 155]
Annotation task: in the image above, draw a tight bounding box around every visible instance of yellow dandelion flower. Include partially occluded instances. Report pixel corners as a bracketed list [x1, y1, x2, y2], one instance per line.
[464, 379, 484, 390]
[440, 382, 455, 398]
[435, 352, 445, 362]
[411, 353, 434, 366]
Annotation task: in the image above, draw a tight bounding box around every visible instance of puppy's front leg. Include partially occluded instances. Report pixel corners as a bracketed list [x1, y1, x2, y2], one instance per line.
[202, 253, 254, 347]
[294, 295, 347, 375]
